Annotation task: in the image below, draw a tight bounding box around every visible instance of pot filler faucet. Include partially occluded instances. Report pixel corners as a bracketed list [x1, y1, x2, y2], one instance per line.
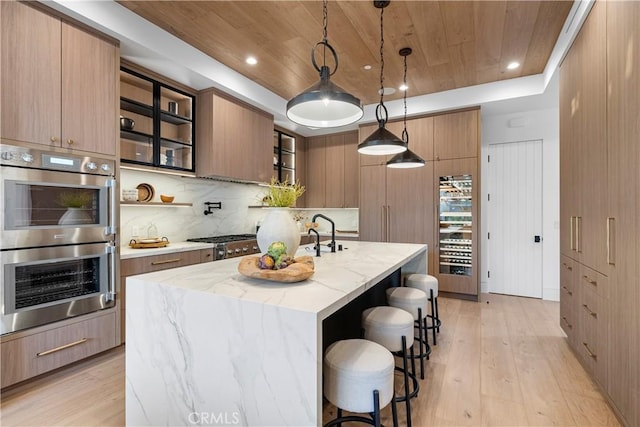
[308, 228, 321, 257]
[312, 213, 336, 253]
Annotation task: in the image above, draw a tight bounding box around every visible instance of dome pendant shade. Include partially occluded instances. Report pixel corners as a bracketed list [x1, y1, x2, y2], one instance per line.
[358, 121, 407, 155]
[386, 148, 426, 168]
[286, 66, 363, 128]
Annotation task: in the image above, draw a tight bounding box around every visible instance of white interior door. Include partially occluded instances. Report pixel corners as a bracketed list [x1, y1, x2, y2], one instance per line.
[488, 140, 543, 298]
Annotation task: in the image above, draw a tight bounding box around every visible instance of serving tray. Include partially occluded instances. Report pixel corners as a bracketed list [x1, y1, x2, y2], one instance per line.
[237, 255, 314, 283]
[129, 237, 169, 249]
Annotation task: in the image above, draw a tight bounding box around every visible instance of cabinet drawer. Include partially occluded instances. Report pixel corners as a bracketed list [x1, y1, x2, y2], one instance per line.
[121, 250, 203, 276]
[579, 263, 608, 299]
[578, 284, 608, 385]
[1, 311, 117, 388]
[200, 248, 214, 263]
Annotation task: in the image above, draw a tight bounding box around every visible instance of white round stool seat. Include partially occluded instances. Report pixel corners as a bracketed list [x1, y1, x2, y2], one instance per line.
[386, 287, 428, 320]
[324, 339, 395, 414]
[362, 306, 414, 352]
[406, 274, 438, 298]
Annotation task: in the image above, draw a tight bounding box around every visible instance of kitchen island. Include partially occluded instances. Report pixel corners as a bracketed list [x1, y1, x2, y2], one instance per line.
[126, 241, 427, 426]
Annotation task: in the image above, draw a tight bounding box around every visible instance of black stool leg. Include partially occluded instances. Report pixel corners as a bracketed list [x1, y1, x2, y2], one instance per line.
[435, 296, 440, 333]
[430, 289, 437, 345]
[391, 391, 398, 427]
[423, 316, 430, 360]
[337, 408, 342, 427]
[401, 336, 412, 427]
[417, 307, 425, 380]
[372, 390, 381, 427]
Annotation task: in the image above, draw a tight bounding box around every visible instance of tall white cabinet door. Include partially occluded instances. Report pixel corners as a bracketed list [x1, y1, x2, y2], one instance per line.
[487, 140, 543, 298]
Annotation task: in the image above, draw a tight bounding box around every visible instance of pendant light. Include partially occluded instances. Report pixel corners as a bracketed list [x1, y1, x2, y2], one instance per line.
[358, 0, 407, 156]
[387, 47, 425, 168]
[286, 0, 363, 128]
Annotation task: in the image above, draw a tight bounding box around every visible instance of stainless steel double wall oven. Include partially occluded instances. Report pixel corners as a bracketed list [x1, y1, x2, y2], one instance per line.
[0, 143, 117, 335]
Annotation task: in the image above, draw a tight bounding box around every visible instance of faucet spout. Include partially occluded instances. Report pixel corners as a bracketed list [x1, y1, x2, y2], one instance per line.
[312, 214, 336, 253]
[308, 229, 321, 257]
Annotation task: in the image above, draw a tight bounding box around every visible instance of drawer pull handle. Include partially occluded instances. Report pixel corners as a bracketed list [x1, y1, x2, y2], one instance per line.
[562, 262, 573, 271]
[151, 258, 181, 265]
[562, 285, 573, 296]
[582, 342, 597, 360]
[36, 338, 88, 357]
[562, 316, 572, 329]
[582, 275, 597, 286]
[582, 304, 597, 319]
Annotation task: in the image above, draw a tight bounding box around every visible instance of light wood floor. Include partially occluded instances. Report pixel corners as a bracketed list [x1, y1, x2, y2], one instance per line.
[1, 294, 620, 426]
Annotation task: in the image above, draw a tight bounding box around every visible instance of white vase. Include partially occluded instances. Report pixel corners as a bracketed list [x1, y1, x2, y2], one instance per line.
[256, 208, 300, 255]
[58, 208, 92, 225]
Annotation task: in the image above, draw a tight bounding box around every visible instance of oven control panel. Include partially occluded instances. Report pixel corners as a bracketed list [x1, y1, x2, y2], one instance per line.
[0, 143, 114, 176]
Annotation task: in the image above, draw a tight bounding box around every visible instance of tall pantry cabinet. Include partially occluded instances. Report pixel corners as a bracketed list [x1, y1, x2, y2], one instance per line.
[560, 1, 639, 425]
[359, 109, 480, 298]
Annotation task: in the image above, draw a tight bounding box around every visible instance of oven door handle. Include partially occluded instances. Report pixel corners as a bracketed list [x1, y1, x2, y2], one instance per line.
[106, 245, 116, 302]
[106, 178, 117, 237]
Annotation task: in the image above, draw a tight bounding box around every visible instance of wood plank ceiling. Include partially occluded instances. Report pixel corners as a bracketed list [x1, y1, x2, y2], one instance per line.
[118, 1, 573, 105]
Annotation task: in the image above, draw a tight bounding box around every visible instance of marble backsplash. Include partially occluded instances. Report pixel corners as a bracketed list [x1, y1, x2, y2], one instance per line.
[120, 169, 358, 243]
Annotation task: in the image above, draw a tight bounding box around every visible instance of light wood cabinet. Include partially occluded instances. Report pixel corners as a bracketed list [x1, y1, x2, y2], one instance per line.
[559, 1, 608, 275]
[359, 119, 437, 274]
[560, 2, 640, 425]
[119, 249, 214, 342]
[1, 311, 117, 388]
[305, 131, 359, 208]
[359, 111, 478, 297]
[1, 1, 117, 156]
[559, 256, 577, 346]
[605, 1, 640, 425]
[433, 109, 478, 160]
[197, 89, 273, 182]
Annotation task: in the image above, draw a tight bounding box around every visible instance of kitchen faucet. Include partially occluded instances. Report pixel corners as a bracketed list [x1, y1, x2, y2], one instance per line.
[312, 213, 336, 253]
[308, 228, 321, 257]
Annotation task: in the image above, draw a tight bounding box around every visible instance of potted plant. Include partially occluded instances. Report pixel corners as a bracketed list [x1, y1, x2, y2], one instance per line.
[256, 178, 306, 255]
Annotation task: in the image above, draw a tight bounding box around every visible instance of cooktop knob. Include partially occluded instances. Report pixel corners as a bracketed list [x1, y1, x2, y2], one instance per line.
[101, 163, 111, 172]
[20, 152, 34, 163]
[86, 162, 97, 170]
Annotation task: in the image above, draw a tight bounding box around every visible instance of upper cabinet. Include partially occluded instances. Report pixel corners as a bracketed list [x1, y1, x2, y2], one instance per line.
[433, 109, 478, 160]
[196, 89, 273, 183]
[120, 67, 195, 172]
[305, 130, 359, 208]
[1, 1, 118, 156]
[273, 130, 297, 182]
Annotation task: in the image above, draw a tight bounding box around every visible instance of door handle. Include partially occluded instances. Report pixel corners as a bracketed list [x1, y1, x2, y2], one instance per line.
[607, 217, 615, 265]
[534, 235, 541, 243]
[386, 205, 391, 242]
[570, 216, 575, 251]
[576, 216, 582, 253]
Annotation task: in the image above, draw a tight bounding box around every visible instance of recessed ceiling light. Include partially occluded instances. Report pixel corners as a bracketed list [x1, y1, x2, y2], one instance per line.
[364, 65, 372, 70]
[507, 61, 520, 70]
[378, 87, 396, 95]
[399, 83, 408, 91]
[246, 56, 258, 65]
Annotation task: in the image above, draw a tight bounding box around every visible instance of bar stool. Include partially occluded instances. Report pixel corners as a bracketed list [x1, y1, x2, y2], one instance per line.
[362, 306, 418, 427]
[323, 339, 398, 427]
[386, 287, 431, 380]
[405, 274, 442, 345]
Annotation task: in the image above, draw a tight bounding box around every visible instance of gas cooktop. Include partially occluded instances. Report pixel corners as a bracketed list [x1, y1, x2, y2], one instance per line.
[187, 234, 257, 244]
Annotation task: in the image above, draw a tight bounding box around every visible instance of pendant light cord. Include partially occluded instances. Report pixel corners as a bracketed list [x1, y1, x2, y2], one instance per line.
[322, 0, 328, 68]
[379, 5, 385, 106]
[403, 52, 408, 142]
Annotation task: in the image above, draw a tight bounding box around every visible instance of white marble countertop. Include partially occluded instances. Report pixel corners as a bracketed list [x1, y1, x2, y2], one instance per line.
[126, 240, 425, 319]
[120, 241, 212, 259]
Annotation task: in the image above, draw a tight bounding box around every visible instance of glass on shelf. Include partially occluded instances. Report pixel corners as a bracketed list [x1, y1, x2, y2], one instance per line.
[281, 134, 295, 153]
[160, 140, 192, 169]
[439, 174, 473, 276]
[160, 86, 192, 120]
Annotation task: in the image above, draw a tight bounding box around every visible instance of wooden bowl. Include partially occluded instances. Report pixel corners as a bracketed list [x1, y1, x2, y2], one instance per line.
[136, 183, 154, 202]
[160, 194, 174, 203]
[237, 255, 314, 283]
